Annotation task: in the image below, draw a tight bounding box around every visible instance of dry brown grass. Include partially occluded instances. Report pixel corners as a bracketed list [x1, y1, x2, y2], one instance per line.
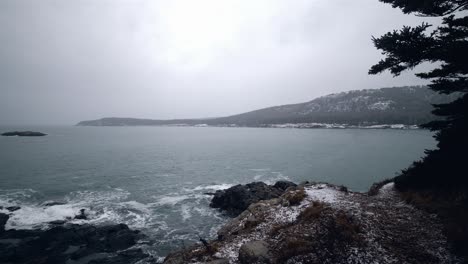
[269, 222, 294, 237]
[332, 211, 361, 242]
[284, 187, 307, 206]
[276, 237, 316, 263]
[298, 201, 325, 221]
[275, 210, 363, 263]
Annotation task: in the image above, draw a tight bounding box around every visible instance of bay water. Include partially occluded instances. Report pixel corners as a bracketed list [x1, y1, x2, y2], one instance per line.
[0, 126, 435, 258]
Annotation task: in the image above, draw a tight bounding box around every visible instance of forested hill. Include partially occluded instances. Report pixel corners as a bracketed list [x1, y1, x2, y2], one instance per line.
[77, 86, 455, 127]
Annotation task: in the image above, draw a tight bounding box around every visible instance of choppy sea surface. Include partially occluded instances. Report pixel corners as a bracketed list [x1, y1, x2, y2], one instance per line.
[0, 126, 435, 258]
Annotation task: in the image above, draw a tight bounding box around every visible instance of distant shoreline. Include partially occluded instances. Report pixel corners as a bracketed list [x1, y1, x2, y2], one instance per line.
[76, 86, 454, 128]
[76, 123, 422, 130]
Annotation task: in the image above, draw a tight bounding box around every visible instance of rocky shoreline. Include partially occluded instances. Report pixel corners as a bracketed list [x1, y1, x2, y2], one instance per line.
[0, 212, 152, 264]
[1, 181, 462, 264]
[209, 181, 298, 216]
[164, 181, 460, 264]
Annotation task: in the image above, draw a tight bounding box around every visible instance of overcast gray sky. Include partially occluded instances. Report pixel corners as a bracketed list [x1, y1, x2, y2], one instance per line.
[0, 0, 440, 125]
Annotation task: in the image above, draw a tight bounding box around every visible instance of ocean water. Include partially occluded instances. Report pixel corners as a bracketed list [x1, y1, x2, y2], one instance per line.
[0, 126, 435, 258]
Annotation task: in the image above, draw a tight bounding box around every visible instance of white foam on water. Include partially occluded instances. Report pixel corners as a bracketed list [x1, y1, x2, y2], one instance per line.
[253, 174, 263, 180]
[191, 183, 233, 191]
[124, 211, 150, 229]
[263, 171, 290, 185]
[69, 189, 130, 203]
[180, 204, 191, 221]
[155, 195, 190, 206]
[5, 204, 81, 230]
[192, 206, 215, 217]
[0, 185, 227, 256]
[81, 199, 156, 230]
[2, 187, 156, 231]
[249, 168, 270, 172]
[0, 189, 38, 206]
[121, 200, 152, 213]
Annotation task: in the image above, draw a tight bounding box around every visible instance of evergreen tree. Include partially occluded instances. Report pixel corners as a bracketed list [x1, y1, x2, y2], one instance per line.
[370, 0, 468, 191]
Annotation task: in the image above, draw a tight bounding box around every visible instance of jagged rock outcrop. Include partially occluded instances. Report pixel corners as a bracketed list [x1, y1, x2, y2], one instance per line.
[0, 222, 150, 264]
[164, 183, 460, 263]
[6, 206, 21, 212]
[210, 181, 297, 216]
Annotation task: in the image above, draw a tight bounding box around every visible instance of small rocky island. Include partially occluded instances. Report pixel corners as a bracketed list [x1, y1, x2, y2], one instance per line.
[1, 131, 47, 137]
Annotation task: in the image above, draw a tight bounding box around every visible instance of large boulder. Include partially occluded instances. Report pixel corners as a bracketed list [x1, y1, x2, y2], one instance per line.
[205, 259, 230, 264]
[273, 180, 297, 191]
[210, 182, 295, 216]
[6, 206, 21, 212]
[238, 240, 272, 264]
[0, 223, 147, 264]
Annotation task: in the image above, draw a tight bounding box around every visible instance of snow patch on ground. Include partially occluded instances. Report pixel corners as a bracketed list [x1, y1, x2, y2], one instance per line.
[305, 184, 340, 204]
[378, 182, 395, 197]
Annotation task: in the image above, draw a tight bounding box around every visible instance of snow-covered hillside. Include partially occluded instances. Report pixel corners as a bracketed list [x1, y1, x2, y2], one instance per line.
[78, 86, 456, 127]
[215, 86, 455, 126]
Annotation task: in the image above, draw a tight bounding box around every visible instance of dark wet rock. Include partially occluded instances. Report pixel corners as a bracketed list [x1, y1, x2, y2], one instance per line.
[273, 180, 297, 191]
[68, 252, 110, 264]
[74, 209, 87, 220]
[49, 220, 67, 225]
[88, 248, 150, 264]
[1, 131, 47, 137]
[299, 181, 311, 186]
[238, 240, 272, 264]
[0, 213, 8, 232]
[0, 223, 147, 264]
[100, 224, 142, 251]
[6, 206, 21, 212]
[163, 244, 201, 264]
[0, 238, 22, 246]
[339, 185, 349, 194]
[210, 181, 296, 216]
[205, 259, 230, 264]
[43, 201, 67, 207]
[63, 245, 81, 254]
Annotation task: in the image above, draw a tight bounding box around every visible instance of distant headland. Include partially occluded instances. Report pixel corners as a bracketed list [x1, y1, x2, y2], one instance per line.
[77, 86, 457, 128]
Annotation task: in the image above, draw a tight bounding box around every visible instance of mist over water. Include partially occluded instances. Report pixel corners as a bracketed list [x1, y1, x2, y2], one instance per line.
[0, 126, 435, 257]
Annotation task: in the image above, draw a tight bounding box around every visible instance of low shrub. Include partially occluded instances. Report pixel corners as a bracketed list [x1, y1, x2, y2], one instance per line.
[298, 201, 325, 221]
[284, 187, 307, 206]
[277, 237, 315, 263]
